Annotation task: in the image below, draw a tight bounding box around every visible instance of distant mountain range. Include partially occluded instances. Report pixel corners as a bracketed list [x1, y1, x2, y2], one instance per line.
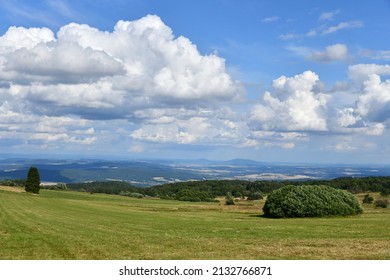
[1, 157, 390, 187]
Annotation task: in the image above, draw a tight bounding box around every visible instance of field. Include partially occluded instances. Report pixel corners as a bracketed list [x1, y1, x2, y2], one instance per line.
[1, 186, 389, 260]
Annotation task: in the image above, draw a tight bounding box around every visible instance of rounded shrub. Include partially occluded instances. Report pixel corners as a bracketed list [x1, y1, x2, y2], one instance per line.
[362, 194, 374, 204]
[263, 185, 363, 218]
[247, 191, 264, 201]
[374, 199, 389, 208]
[225, 192, 235, 205]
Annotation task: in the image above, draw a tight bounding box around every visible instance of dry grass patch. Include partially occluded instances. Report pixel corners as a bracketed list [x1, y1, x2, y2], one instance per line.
[0, 185, 25, 193]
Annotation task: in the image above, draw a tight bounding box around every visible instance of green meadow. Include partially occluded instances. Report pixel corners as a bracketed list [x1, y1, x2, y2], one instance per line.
[1, 187, 389, 260]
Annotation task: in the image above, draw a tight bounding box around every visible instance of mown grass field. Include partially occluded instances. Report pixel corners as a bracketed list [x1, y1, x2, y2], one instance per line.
[0, 186, 389, 259]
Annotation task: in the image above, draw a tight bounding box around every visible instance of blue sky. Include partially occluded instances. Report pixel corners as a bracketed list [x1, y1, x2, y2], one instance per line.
[0, 0, 389, 164]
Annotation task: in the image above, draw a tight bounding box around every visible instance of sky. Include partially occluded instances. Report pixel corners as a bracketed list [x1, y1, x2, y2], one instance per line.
[0, 0, 389, 164]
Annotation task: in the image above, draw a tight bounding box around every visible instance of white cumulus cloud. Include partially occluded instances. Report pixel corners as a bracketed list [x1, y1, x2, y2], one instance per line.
[355, 74, 390, 123]
[0, 15, 240, 118]
[0, 15, 243, 151]
[307, 44, 349, 62]
[250, 71, 329, 132]
[348, 64, 390, 83]
[0, 26, 54, 53]
[331, 66, 390, 136]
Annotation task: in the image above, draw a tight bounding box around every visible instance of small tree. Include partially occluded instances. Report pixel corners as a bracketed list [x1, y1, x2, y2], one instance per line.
[362, 194, 374, 204]
[25, 167, 41, 194]
[225, 192, 235, 205]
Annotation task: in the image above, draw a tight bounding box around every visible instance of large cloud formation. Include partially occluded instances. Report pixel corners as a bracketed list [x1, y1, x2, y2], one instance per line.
[0, 15, 388, 157]
[248, 66, 389, 150]
[0, 15, 239, 114]
[334, 64, 390, 136]
[0, 15, 241, 151]
[335, 70, 390, 138]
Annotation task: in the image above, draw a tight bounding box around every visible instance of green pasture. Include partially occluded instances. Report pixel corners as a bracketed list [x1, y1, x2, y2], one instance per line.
[0, 187, 389, 259]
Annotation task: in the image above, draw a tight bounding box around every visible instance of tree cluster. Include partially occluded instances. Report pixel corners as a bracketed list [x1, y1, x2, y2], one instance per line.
[0, 179, 25, 187]
[45, 176, 390, 203]
[68, 181, 138, 195]
[145, 180, 272, 201]
[174, 189, 216, 202]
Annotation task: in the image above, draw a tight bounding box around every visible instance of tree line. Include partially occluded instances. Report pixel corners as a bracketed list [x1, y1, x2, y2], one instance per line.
[65, 176, 390, 201]
[2, 172, 390, 200]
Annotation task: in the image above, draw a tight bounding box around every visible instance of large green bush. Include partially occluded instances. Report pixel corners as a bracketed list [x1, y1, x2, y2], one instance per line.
[263, 185, 363, 218]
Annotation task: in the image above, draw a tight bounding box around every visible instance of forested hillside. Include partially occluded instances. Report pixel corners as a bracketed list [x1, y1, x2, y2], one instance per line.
[3, 176, 390, 201]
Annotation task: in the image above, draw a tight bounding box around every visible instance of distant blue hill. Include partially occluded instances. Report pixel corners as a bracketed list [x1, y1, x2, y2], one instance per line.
[1, 157, 390, 187]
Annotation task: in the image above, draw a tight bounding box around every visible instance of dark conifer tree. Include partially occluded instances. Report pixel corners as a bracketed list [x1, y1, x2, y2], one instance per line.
[25, 167, 41, 194]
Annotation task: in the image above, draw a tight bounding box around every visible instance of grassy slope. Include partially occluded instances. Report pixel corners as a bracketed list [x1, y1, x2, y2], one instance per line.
[0, 187, 389, 260]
